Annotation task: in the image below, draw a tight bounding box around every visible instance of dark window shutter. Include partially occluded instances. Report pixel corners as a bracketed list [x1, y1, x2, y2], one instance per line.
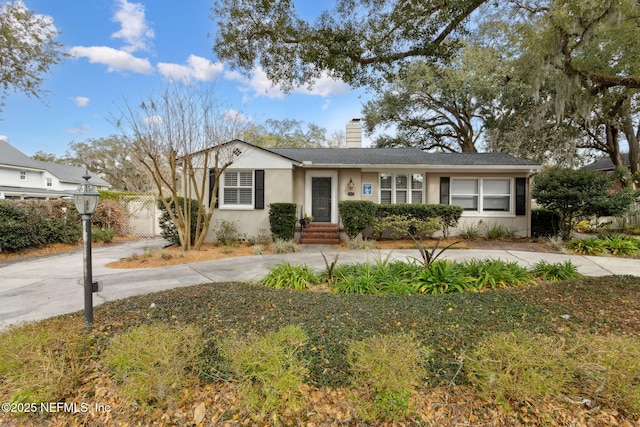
[255, 170, 265, 209]
[515, 177, 526, 216]
[440, 177, 450, 204]
[209, 169, 218, 208]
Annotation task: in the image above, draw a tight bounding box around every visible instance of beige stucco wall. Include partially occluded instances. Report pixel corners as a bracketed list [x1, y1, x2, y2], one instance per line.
[204, 168, 294, 242]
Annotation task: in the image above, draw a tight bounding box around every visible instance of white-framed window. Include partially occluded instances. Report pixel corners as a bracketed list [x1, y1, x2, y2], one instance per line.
[46, 178, 52, 187]
[380, 173, 423, 204]
[20, 171, 27, 181]
[450, 178, 512, 214]
[221, 170, 253, 208]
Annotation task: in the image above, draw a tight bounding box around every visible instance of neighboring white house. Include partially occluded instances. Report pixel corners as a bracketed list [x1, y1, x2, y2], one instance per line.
[0, 138, 110, 200]
[191, 120, 542, 242]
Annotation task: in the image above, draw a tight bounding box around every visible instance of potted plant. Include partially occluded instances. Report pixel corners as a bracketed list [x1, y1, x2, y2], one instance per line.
[300, 214, 313, 228]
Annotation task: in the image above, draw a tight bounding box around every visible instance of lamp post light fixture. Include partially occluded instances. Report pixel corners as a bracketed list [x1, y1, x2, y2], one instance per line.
[73, 171, 100, 329]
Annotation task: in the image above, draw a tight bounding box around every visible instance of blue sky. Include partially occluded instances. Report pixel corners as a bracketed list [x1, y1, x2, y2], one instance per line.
[1, 0, 371, 157]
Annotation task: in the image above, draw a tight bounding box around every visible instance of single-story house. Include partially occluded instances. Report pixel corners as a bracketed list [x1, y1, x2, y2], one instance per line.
[0, 138, 110, 200]
[193, 128, 541, 243]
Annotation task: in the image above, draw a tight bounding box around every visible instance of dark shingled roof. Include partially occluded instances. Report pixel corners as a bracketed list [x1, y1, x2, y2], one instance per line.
[267, 148, 540, 166]
[582, 153, 630, 171]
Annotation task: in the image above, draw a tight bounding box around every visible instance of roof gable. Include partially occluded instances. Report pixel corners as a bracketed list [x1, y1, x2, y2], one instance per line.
[0, 139, 41, 169]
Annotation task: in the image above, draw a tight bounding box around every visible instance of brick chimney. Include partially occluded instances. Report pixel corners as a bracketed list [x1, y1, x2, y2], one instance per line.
[346, 118, 362, 148]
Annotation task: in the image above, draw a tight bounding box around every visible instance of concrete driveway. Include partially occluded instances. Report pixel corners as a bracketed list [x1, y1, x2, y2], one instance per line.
[1, 238, 639, 330]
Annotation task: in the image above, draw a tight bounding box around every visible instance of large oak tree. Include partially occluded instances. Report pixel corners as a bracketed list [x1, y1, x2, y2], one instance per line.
[213, 0, 486, 89]
[0, 1, 64, 113]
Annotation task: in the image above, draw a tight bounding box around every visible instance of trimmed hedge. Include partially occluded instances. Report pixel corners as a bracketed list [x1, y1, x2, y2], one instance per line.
[338, 200, 377, 238]
[269, 203, 297, 240]
[375, 204, 463, 230]
[339, 201, 463, 239]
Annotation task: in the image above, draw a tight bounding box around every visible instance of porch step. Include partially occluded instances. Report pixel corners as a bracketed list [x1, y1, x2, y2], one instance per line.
[300, 223, 341, 245]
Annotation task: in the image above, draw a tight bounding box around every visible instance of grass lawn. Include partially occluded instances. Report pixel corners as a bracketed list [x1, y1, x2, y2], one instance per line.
[1, 275, 639, 426]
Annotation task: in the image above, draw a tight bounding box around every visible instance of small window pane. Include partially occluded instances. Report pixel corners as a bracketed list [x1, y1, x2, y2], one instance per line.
[412, 191, 422, 204]
[484, 196, 510, 211]
[396, 190, 407, 203]
[381, 190, 392, 204]
[239, 188, 252, 204]
[483, 179, 510, 194]
[395, 175, 408, 189]
[411, 174, 423, 189]
[239, 172, 252, 187]
[224, 172, 237, 186]
[451, 179, 478, 194]
[452, 195, 478, 210]
[223, 189, 238, 204]
[380, 174, 392, 189]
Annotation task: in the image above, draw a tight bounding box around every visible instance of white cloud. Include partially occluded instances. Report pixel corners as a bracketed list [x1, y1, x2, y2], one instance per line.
[223, 109, 252, 124]
[158, 55, 224, 84]
[224, 67, 350, 100]
[71, 96, 90, 107]
[65, 124, 90, 135]
[69, 46, 153, 74]
[294, 73, 350, 97]
[321, 99, 331, 110]
[111, 0, 154, 53]
[225, 67, 285, 100]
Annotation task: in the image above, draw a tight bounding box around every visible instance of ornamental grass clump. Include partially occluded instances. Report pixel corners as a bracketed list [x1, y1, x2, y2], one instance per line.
[221, 325, 309, 420]
[0, 318, 94, 407]
[103, 324, 203, 410]
[347, 333, 429, 422]
[467, 331, 574, 407]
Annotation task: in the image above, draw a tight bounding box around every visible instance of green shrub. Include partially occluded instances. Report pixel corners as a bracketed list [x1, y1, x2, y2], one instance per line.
[272, 238, 299, 254]
[531, 260, 582, 281]
[338, 200, 377, 238]
[157, 197, 203, 245]
[375, 204, 462, 237]
[221, 325, 308, 418]
[467, 331, 574, 407]
[372, 214, 412, 239]
[0, 319, 94, 406]
[268, 203, 296, 240]
[214, 219, 241, 245]
[91, 226, 116, 243]
[347, 333, 428, 422]
[260, 262, 319, 290]
[0, 200, 82, 251]
[104, 324, 203, 409]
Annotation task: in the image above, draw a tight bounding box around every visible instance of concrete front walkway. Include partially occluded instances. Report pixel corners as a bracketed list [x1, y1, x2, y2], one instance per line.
[1, 238, 639, 330]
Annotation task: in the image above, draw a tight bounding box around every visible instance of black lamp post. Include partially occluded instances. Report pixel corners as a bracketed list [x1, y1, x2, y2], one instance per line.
[73, 172, 100, 329]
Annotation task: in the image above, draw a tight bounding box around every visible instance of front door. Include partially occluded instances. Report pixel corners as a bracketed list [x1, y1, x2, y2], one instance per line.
[311, 177, 331, 222]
